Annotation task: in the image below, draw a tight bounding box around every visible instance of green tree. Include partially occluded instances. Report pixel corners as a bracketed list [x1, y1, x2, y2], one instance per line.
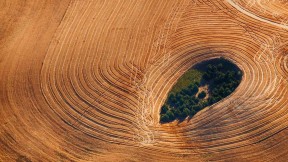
[172, 108, 181, 118]
[188, 84, 198, 95]
[161, 105, 169, 114]
[161, 114, 169, 122]
[168, 94, 176, 106]
[183, 108, 190, 117]
[198, 91, 206, 99]
[166, 111, 175, 121]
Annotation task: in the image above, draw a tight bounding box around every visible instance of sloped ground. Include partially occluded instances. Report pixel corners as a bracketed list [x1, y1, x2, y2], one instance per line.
[0, 0, 288, 161]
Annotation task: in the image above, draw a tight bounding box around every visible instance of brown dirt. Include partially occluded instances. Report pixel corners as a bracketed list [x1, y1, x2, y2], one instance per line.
[1, 0, 288, 161]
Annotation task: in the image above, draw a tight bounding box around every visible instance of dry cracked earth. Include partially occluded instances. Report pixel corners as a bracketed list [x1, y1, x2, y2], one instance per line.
[1, 0, 288, 161]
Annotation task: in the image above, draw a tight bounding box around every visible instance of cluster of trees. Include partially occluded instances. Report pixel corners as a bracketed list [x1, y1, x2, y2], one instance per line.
[203, 61, 242, 105]
[160, 58, 242, 123]
[160, 83, 208, 123]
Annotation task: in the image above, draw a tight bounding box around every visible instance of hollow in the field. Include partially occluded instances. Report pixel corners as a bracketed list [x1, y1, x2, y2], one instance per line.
[160, 57, 242, 123]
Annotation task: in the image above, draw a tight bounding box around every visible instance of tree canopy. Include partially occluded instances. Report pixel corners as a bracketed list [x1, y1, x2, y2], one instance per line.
[160, 58, 242, 123]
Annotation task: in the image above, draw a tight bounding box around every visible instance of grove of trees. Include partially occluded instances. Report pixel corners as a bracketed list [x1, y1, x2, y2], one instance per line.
[160, 58, 242, 123]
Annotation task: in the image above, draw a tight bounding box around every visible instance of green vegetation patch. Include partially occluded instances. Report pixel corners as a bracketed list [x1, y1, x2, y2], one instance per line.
[170, 69, 203, 94]
[160, 57, 242, 123]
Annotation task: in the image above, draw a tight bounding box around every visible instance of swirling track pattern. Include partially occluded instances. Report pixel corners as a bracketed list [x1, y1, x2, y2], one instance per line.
[0, 0, 288, 161]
